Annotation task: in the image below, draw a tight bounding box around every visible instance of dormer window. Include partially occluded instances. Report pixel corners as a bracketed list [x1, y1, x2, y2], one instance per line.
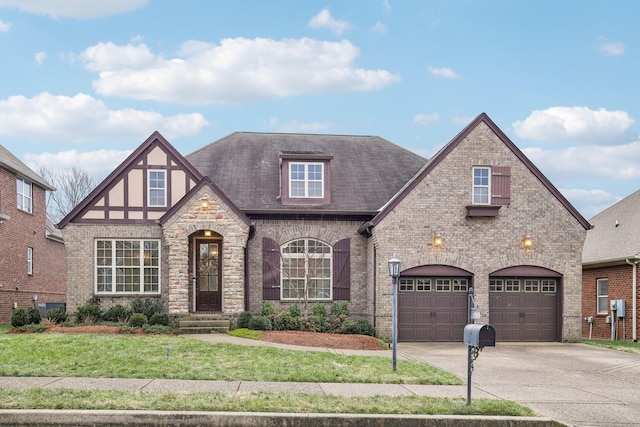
[290, 162, 323, 198]
[280, 152, 332, 206]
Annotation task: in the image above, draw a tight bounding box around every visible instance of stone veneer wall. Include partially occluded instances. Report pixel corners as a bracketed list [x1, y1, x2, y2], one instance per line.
[62, 223, 164, 316]
[246, 219, 371, 319]
[161, 189, 250, 315]
[372, 122, 587, 342]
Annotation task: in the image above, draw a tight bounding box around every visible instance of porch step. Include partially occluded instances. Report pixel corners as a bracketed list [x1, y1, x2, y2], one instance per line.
[178, 315, 231, 334]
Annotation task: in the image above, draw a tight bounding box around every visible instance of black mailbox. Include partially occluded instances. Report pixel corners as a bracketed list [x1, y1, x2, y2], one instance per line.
[463, 324, 495, 347]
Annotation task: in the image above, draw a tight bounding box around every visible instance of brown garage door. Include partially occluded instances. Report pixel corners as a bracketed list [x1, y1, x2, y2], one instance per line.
[489, 278, 559, 341]
[398, 277, 469, 342]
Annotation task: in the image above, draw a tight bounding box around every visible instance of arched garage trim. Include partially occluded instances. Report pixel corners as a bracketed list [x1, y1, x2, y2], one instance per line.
[490, 265, 561, 277]
[403, 264, 473, 277]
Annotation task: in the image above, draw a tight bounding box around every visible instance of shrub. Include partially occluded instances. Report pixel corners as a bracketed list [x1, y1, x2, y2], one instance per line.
[102, 305, 130, 323]
[148, 312, 169, 326]
[27, 306, 41, 325]
[272, 311, 301, 331]
[46, 306, 68, 324]
[132, 298, 163, 319]
[237, 311, 253, 329]
[261, 301, 275, 317]
[302, 315, 326, 332]
[248, 315, 272, 331]
[128, 313, 148, 328]
[340, 318, 376, 336]
[324, 314, 347, 333]
[330, 301, 349, 316]
[10, 308, 29, 327]
[289, 303, 302, 318]
[312, 303, 327, 318]
[75, 304, 102, 323]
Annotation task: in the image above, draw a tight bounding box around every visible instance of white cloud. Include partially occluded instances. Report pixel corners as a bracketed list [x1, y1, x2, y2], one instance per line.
[382, 0, 391, 12]
[0, 92, 209, 142]
[24, 149, 132, 177]
[0, 0, 148, 19]
[80, 38, 399, 105]
[596, 37, 625, 56]
[513, 107, 635, 145]
[428, 66, 460, 79]
[413, 113, 440, 127]
[523, 141, 640, 182]
[308, 9, 350, 35]
[451, 116, 474, 126]
[0, 19, 11, 32]
[35, 51, 47, 64]
[371, 21, 387, 35]
[560, 188, 621, 219]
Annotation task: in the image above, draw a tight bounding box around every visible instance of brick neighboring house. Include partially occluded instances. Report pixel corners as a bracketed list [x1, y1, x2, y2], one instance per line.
[59, 113, 590, 342]
[0, 144, 66, 323]
[582, 190, 640, 341]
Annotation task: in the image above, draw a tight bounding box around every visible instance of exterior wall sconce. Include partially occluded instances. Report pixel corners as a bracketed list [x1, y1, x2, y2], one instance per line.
[433, 233, 444, 249]
[201, 200, 209, 209]
[522, 234, 533, 250]
[204, 230, 212, 237]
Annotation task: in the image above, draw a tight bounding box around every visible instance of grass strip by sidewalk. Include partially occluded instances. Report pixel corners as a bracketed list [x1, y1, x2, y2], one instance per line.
[0, 333, 461, 385]
[583, 339, 640, 355]
[0, 388, 534, 416]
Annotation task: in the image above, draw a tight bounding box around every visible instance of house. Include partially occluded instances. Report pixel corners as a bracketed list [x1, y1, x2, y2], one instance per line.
[59, 113, 590, 342]
[582, 190, 640, 341]
[0, 144, 66, 323]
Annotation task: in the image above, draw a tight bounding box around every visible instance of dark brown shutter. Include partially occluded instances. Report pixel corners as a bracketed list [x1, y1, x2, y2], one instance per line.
[332, 238, 351, 300]
[262, 237, 280, 300]
[491, 166, 511, 205]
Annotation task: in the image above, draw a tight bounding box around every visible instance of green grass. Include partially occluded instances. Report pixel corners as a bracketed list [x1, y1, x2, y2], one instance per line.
[0, 333, 460, 384]
[228, 328, 262, 340]
[0, 388, 534, 416]
[583, 339, 640, 355]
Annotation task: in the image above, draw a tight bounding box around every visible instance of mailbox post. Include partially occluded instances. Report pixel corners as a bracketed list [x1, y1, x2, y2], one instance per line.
[463, 324, 495, 405]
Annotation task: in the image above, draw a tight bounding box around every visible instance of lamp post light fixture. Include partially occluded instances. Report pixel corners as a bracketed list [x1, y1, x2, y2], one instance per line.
[388, 256, 401, 371]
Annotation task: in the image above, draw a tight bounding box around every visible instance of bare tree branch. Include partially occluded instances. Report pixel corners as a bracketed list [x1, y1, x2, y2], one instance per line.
[39, 166, 99, 224]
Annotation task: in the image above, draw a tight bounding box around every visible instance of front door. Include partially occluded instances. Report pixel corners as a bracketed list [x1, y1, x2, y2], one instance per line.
[195, 240, 221, 311]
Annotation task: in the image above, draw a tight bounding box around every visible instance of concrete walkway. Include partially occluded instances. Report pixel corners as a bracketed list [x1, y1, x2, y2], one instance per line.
[2, 334, 640, 426]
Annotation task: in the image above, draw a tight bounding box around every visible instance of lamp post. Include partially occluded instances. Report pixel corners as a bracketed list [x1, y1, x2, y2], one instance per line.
[388, 256, 401, 371]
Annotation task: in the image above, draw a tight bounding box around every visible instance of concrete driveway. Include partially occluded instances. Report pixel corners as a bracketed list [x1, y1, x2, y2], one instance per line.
[398, 342, 640, 427]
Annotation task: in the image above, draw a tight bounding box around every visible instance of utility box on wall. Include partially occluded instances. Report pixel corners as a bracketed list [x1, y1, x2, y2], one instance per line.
[616, 299, 625, 317]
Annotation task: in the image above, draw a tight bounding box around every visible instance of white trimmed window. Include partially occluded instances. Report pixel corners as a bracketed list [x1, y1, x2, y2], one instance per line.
[27, 247, 33, 275]
[95, 239, 160, 294]
[148, 170, 166, 207]
[281, 238, 332, 300]
[472, 167, 490, 204]
[596, 278, 608, 314]
[289, 163, 324, 198]
[17, 177, 33, 213]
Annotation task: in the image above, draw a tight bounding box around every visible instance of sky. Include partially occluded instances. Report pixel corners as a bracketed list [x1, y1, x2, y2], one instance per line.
[0, 0, 639, 220]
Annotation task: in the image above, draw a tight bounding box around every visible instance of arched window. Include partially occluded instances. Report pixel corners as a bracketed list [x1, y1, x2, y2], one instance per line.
[281, 238, 332, 300]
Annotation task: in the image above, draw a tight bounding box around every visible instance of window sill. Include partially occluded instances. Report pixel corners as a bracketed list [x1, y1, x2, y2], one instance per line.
[466, 205, 501, 217]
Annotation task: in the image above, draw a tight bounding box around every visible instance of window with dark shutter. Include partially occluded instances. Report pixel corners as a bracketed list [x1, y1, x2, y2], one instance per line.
[262, 237, 281, 300]
[332, 238, 351, 300]
[491, 166, 511, 205]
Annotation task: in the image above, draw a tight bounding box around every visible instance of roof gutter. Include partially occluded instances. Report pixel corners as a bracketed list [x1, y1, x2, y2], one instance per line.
[625, 254, 640, 342]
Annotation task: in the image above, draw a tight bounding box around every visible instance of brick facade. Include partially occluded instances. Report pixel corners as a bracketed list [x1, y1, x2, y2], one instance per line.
[372, 122, 586, 342]
[582, 264, 638, 340]
[246, 219, 370, 318]
[0, 168, 66, 323]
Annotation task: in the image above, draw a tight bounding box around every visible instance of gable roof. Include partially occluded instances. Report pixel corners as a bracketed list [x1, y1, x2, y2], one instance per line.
[58, 131, 203, 228]
[186, 132, 427, 214]
[0, 144, 55, 191]
[582, 189, 640, 266]
[369, 113, 591, 230]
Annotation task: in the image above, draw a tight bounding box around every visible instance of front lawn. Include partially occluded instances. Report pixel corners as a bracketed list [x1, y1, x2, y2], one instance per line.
[583, 339, 640, 355]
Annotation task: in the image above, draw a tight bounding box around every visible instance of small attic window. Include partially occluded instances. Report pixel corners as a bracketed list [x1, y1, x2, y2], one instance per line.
[279, 152, 333, 206]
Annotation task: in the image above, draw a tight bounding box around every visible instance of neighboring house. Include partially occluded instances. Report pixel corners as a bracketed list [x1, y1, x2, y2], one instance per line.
[582, 190, 640, 341]
[0, 144, 66, 323]
[59, 113, 590, 342]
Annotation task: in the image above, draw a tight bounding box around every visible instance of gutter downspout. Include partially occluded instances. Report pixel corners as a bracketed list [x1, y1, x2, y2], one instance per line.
[625, 257, 639, 342]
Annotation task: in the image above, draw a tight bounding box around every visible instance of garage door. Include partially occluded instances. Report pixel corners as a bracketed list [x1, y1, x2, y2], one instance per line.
[489, 277, 559, 341]
[398, 277, 469, 342]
